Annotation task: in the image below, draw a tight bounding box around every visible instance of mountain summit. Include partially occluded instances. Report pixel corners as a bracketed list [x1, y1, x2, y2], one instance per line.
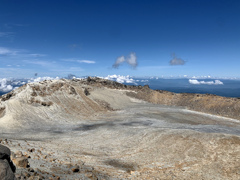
[0, 77, 240, 179]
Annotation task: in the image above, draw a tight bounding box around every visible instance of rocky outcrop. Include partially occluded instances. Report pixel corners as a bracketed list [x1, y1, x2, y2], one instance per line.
[0, 144, 16, 180]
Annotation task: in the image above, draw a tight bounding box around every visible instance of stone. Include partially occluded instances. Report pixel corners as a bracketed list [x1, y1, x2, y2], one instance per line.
[14, 151, 23, 158]
[28, 168, 34, 172]
[71, 165, 80, 172]
[12, 157, 29, 168]
[28, 148, 35, 153]
[0, 144, 16, 175]
[0, 159, 16, 180]
[0, 144, 11, 158]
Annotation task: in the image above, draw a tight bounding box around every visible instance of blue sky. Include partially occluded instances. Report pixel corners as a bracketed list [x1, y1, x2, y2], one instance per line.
[0, 0, 240, 78]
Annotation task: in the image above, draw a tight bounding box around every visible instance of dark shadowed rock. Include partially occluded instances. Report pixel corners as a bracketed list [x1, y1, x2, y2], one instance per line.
[0, 144, 11, 158]
[71, 165, 80, 172]
[0, 160, 16, 180]
[0, 145, 16, 180]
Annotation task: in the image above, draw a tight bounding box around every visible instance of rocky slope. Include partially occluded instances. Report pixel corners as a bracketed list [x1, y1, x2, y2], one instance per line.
[82, 77, 240, 120]
[0, 78, 113, 130]
[1, 77, 240, 124]
[0, 77, 240, 179]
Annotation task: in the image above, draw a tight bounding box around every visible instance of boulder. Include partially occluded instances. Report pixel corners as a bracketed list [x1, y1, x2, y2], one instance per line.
[0, 160, 16, 180]
[0, 144, 11, 158]
[0, 144, 16, 180]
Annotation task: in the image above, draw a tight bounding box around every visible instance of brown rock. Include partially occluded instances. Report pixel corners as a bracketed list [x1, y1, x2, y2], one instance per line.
[71, 165, 80, 172]
[28, 148, 35, 153]
[12, 157, 29, 168]
[28, 167, 34, 172]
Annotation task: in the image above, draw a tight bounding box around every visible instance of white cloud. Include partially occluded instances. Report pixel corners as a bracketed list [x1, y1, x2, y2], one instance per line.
[169, 54, 186, 65]
[189, 79, 224, 85]
[0, 47, 12, 55]
[0, 47, 46, 59]
[0, 78, 13, 92]
[23, 60, 55, 66]
[77, 60, 96, 64]
[63, 59, 96, 64]
[28, 76, 60, 83]
[27, 54, 46, 57]
[126, 52, 137, 68]
[170, 58, 185, 65]
[112, 52, 138, 68]
[102, 75, 135, 84]
[112, 56, 125, 68]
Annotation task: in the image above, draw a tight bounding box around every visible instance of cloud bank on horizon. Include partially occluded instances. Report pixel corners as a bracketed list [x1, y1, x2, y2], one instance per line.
[0, 77, 62, 94]
[189, 79, 223, 85]
[0, 78, 13, 92]
[103, 74, 135, 84]
[113, 52, 138, 69]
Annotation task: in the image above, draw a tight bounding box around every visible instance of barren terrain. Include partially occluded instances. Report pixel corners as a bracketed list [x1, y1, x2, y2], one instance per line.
[0, 78, 240, 179]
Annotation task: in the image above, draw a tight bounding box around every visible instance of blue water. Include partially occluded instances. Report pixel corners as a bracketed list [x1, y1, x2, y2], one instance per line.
[127, 78, 240, 98]
[1, 78, 240, 98]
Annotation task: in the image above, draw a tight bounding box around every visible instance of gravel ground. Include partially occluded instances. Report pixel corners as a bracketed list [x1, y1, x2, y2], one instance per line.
[2, 102, 240, 179]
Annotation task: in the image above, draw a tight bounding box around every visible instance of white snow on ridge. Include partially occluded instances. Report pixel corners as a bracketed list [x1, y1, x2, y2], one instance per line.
[189, 79, 224, 85]
[0, 78, 13, 92]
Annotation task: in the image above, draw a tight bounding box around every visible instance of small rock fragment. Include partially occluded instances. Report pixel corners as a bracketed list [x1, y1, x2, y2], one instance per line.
[71, 165, 80, 172]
